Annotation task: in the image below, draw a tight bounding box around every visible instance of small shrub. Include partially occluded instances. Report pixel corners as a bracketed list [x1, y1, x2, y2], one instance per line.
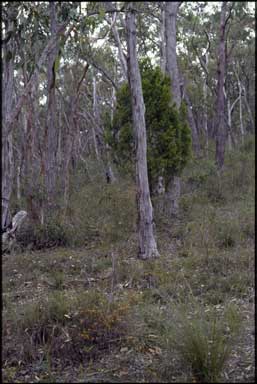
[16, 220, 69, 250]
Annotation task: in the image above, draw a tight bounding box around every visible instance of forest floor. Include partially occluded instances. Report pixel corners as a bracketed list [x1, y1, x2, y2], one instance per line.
[2, 140, 255, 383]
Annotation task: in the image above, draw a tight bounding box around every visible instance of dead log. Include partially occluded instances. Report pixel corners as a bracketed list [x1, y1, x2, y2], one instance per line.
[2, 210, 27, 253]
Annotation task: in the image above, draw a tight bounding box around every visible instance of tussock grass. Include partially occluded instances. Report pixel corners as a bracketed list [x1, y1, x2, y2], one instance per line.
[161, 301, 242, 383]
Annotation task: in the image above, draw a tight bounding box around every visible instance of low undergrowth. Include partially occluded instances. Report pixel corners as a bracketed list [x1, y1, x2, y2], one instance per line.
[3, 139, 254, 383]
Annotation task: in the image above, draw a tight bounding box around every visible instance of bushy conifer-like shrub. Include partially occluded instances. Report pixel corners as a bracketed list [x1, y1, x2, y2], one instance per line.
[105, 60, 191, 190]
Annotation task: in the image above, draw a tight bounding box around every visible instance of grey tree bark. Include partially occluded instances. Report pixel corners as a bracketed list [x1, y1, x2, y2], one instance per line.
[223, 85, 240, 151]
[22, 62, 39, 222]
[234, 70, 246, 143]
[164, 1, 182, 216]
[181, 79, 200, 156]
[2, 8, 15, 230]
[160, 6, 166, 73]
[110, 12, 128, 81]
[203, 47, 209, 157]
[126, 3, 159, 259]
[165, 2, 181, 108]
[45, 2, 60, 208]
[2, 211, 27, 253]
[215, 2, 227, 170]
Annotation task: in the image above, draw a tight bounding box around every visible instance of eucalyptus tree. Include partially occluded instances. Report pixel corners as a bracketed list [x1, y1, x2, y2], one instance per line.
[126, 3, 159, 259]
[2, 2, 17, 230]
[163, 1, 183, 216]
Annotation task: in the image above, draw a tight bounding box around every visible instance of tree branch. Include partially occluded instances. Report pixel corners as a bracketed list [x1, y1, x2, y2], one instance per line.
[3, 22, 72, 139]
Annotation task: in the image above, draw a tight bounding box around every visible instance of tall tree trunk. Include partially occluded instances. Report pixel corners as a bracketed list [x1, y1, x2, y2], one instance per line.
[215, 1, 227, 170]
[45, 2, 60, 209]
[164, 1, 181, 216]
[126, 3, 159, 259]
[2, 9, 15, 230]
[165, 2, 181, 108]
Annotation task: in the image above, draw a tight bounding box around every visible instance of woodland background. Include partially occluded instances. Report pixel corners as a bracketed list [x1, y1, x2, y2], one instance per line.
[2, 2, 255, 383]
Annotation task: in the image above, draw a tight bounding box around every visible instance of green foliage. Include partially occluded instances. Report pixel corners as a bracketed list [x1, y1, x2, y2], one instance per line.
[16, 219, 69, 250]
[106, 63, 191, 189]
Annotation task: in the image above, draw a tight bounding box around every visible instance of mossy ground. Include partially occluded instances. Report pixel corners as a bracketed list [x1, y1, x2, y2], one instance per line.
[3, 137, 255, 383]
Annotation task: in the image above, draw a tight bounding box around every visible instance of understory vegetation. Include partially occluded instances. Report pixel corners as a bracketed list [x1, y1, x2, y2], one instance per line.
[3, 136, 254, 383]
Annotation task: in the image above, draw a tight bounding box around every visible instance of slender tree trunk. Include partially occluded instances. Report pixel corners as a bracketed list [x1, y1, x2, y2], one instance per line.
[234, 73, 245, 143]
[16, 159, 22, 203]
[160, 6, 166, 73]
[45, 2, 59, 208]
[111, 13, 128, 81]
[215, 2, 227, 170]
[2, 11, 15, 230]
[63, 63, 90, 215]
[126, 3, 159, 259]
[238, 83, 244, 142]
[227, 97, 232, 151]
[165, 2, 181, 108]
[223, 85, 240, 151]
[92, 74, 105, 158]
[183, 89, 200, 156]
[203, 49, 209, 157]
[164, 1, 181, 216]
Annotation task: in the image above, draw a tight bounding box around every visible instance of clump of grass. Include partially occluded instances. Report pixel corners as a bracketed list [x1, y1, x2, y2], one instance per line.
[162, 301, 241, 383]
[215, 220, 239, 249]
[50, 270, 65, 290]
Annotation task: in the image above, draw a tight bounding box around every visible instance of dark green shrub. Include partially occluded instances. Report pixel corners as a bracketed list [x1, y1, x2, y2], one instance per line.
[105, 60, 191, 189]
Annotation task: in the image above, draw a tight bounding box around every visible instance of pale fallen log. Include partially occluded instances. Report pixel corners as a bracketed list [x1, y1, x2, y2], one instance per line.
[2, 210, 27, 253]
